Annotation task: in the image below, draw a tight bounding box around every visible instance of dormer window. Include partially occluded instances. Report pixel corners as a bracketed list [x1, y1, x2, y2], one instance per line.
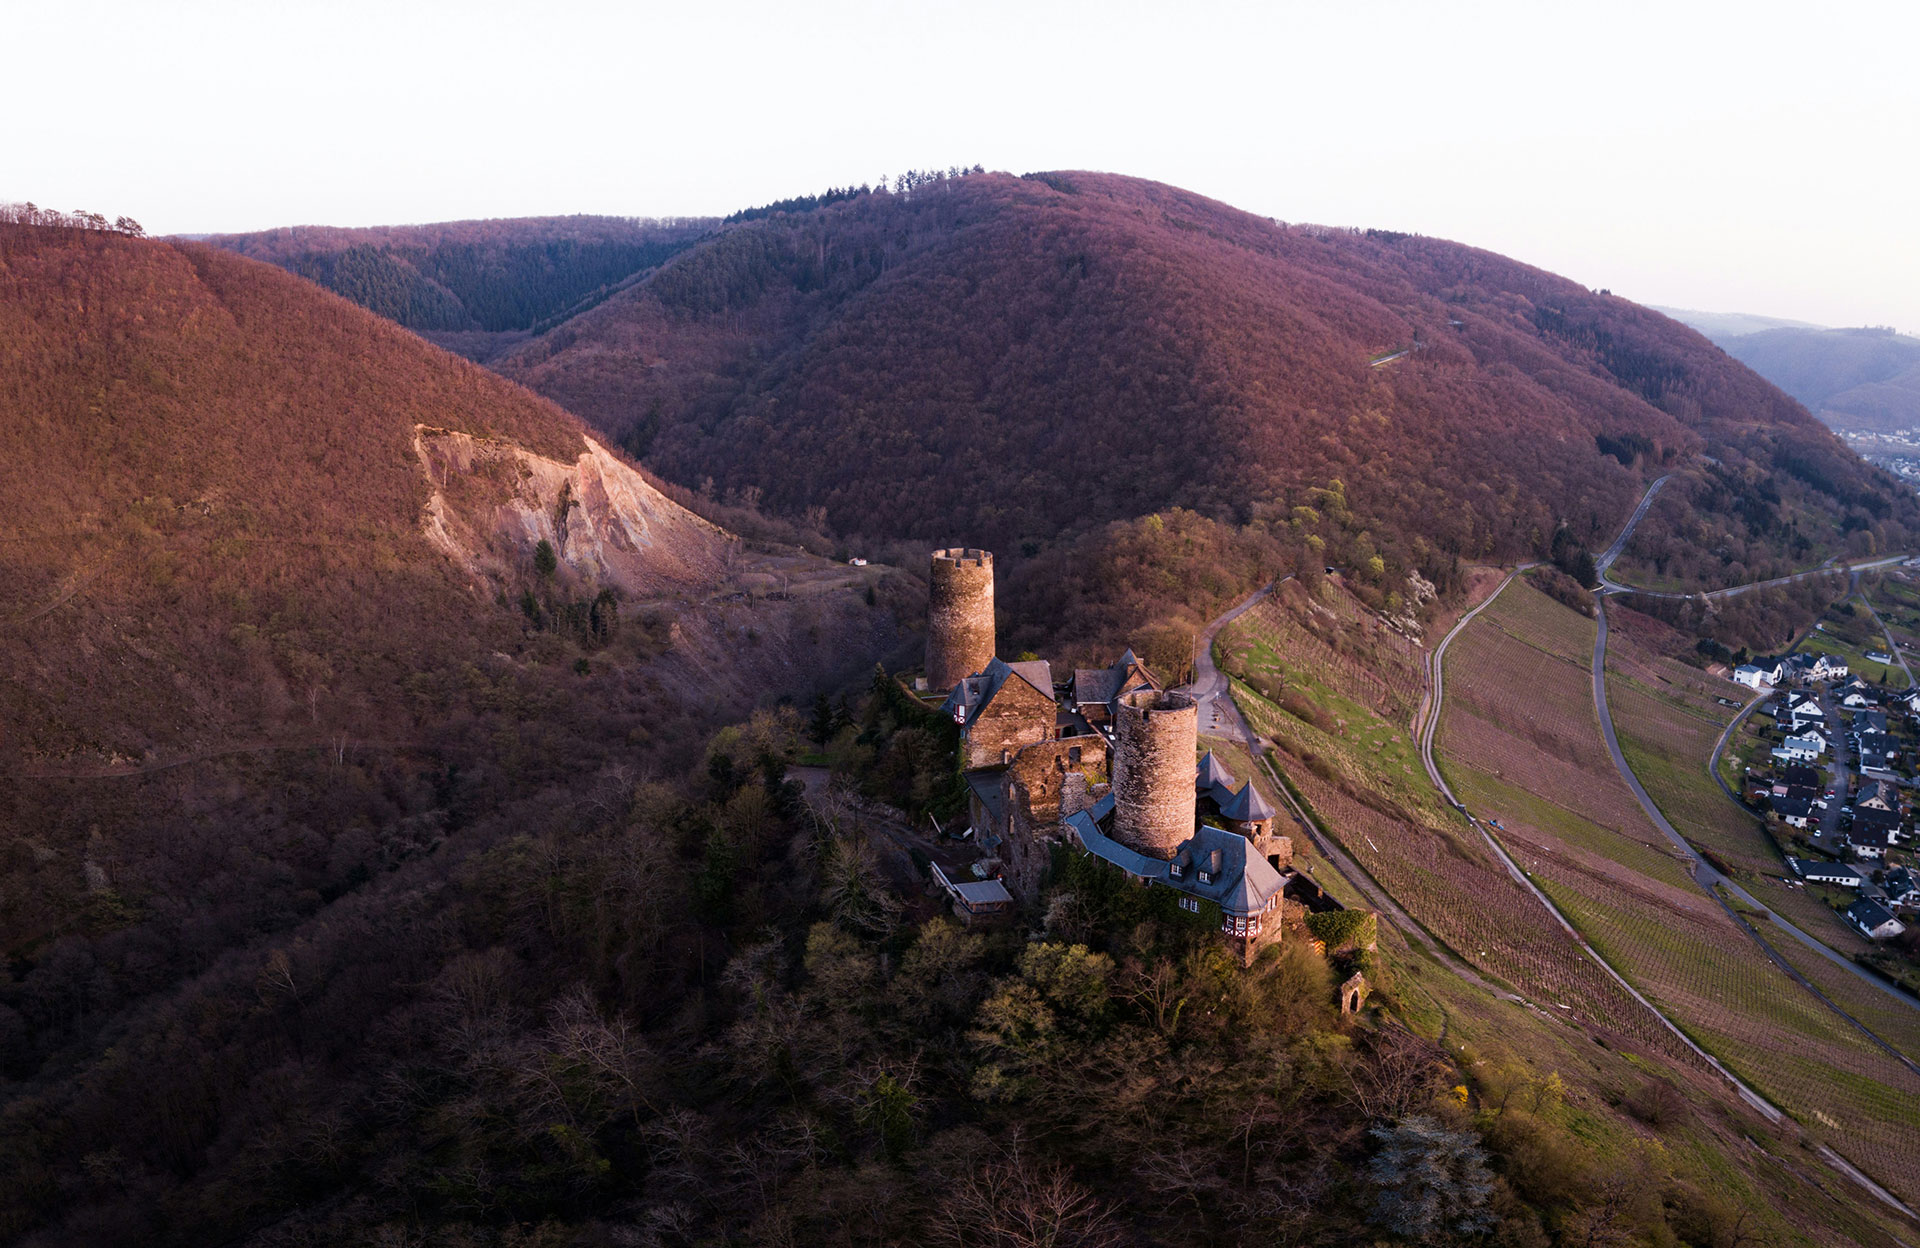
[1169, 861, 1184, 879]
[1197, 868, 1213, 884]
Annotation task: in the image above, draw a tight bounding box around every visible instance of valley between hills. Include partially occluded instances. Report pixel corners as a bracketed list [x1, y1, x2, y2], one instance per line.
[6, 181, 1920, 1247]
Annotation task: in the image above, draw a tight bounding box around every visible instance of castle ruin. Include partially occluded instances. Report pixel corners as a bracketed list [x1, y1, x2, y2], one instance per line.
[924, 548, 1336, 963]
[926, 548, 995, 692]
[1111, 689, 1198, 859]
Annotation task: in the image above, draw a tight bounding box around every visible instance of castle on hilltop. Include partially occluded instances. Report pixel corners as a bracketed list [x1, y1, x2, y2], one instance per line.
[922, 547, 1325, 963]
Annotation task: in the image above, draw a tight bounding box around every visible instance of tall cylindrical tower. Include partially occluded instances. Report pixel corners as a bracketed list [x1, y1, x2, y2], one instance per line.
[927, 547, 995, 690]
[1112, 689, 1198, 859]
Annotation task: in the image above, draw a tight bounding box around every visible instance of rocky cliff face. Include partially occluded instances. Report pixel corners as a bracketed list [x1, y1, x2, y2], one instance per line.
[414, 425, 732, 598]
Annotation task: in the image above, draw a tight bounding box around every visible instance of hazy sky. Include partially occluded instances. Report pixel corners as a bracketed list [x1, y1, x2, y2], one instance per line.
[8, 0, 1917, 329]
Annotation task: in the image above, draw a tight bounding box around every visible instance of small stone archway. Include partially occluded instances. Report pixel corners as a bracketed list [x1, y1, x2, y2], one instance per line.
[1339, 971, 1369, 1016]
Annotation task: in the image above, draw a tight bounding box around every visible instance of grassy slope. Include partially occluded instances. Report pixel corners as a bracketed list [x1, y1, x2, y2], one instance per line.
[1441, 580, 1920, 1209]
[1220, 586, 1691, 1055]
[1232, 577, 1915, 1245]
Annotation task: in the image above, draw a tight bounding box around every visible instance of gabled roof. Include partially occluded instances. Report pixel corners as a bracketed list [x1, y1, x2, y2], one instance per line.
[942, 656, 1055, 725]
[1786, 857, 1863, 883]
[1073, 648, 1158, 708]
[1847, 896, 1901, 930]
[952, 879, 1014, 906]
[1851, 806, 1901, 834]
[964, 770, 1007, 826]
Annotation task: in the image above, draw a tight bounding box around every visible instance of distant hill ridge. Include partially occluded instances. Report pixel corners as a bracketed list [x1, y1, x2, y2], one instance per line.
[206, 213, 717, 337]
[491, 171, 1918, 591]
[214, 172, 1920, 611]
[1656, 308, 1920, 439]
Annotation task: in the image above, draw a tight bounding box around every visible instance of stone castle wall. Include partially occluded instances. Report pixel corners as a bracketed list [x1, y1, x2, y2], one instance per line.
[1112, 689, 1197, 859]
[1006, 736, 1109, 824]
[927, 547, 995, 691]
[961, 675, 1057, 770]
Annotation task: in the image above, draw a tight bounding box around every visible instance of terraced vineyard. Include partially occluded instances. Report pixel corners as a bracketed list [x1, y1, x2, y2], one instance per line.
[1439, 579, 1920, 1209]
[1532, 851, 1920, 1204]
[1765, 931, 1920, 1066]
[1218, 579, 1425, 721]
[1222, 584, 1702, 1064]
[1438, 579, 1670, 858]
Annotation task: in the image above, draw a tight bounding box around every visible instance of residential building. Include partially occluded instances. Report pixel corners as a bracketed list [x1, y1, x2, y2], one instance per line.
[1786, 858, 1865, 887]
[1857, 779, 1900, 812]
[1845, 896, 1907, 940]
[1070, 649, 1159, 730]
[944, 657, 1066, 770]
[1771, 795, 1813, 828]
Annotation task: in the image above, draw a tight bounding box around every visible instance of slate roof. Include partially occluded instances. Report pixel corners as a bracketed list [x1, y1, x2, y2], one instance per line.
[942, 657, 1055, 725]
[1859, 778, 1900, 808]
[1854, 709, 1889, 733]
[1852, 806, 1901, 836]
[1781, 764, 1821, 788]
[1847, 897, 1903, 933]
[952, 879, 1014, 907]
[965, 770, 1007, 827]
[1772, 796, 1813, 820]
[1855, 732, 1898, 759]
[1219, 781, 1277, 823]
[1786, 857, 1864, 884]
[1885, 866, 1917, 900]
[1197, 751, 1239, 807]
[1064, 802, 1286, 919]
[1073, 649, 1157, 710]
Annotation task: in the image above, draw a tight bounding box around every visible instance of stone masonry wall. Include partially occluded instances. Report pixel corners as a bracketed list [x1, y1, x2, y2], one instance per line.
[1006, 736, 1109, 824]
[1112, 689, 1197, 859]
[961, 675, 1056, 770]
[927, 547, 995, 691]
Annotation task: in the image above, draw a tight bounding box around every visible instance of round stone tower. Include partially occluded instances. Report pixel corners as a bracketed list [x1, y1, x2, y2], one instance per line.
[927, 547, 996, 691]
[1112, 689, 1198, 859]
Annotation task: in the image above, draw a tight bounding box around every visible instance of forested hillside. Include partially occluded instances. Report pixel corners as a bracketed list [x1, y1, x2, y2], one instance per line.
[485, 171, 1916, 616]
[0, 224, 911, 1243]
[208, 214, 715, 337]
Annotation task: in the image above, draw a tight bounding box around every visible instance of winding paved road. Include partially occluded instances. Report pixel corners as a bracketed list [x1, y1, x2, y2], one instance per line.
[1593, 474, 1670, 586]
[1593, 603, 1920, 1079]
[1189, 580, 1282, 740]
[1605, 554, 1909, 601]
[1414, 561, 1785, 1123]
[1185, 582, 1529, 1007]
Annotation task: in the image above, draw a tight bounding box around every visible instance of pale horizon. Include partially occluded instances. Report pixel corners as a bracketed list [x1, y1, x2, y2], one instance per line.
[6, 0, 1917, 333]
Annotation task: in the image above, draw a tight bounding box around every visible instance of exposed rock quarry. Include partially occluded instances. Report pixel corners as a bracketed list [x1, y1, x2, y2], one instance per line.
[414, 425, 732, 596]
